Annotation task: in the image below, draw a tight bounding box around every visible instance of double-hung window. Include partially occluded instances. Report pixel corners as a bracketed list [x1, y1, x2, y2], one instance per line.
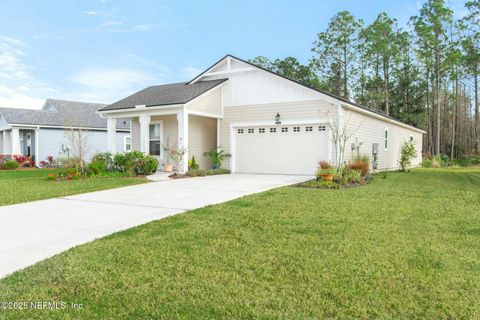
[149, 123, 162, 156]
[384, 129, 389, 150]
[124, 136, 132, 152]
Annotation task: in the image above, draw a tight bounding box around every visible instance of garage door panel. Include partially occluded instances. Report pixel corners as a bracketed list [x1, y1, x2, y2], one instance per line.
[235, 125, 329, 175]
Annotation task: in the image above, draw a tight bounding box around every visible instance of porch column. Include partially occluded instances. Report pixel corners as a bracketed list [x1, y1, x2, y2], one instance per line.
[11, 127, 20, 155]
[107, 117, 117, 154]
[0, 131, 3, 154]
[139, 114, 151, 153]
[177, 110, 189, 173]
[35, 127, 40, 165]
[3, 130, 12, 155]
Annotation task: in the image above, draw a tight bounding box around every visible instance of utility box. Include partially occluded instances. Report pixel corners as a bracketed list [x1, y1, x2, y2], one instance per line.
[372, 143, 379, 155]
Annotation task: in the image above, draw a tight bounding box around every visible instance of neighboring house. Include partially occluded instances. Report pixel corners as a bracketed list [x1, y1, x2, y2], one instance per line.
[99, 55, 425, 175]
[0, 99, 130, 164]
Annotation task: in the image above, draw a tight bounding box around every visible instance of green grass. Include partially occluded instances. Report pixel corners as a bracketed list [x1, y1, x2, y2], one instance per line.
[1, 168, 480, 319]
[0, 169, 147, 206]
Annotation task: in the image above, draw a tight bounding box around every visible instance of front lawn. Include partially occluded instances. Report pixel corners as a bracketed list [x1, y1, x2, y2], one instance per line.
[0, 169, 147, 206]
[1, 168, 480, 318]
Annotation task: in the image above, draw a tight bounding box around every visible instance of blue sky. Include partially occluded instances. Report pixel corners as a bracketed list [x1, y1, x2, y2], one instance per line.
[0, 0, 468, 108]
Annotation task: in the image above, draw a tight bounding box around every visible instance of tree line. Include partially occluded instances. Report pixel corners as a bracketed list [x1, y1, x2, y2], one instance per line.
[250, 0, 479, 158]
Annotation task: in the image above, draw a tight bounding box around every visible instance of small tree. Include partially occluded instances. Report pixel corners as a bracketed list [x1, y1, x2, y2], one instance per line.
[399, 140, 417, 172]
[329, 115, 360, 168]
[169, 147, 187, 173]
[64, 127, 91, 174]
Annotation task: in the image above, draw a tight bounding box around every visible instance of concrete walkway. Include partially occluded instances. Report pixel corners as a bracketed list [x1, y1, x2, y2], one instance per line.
[0, 174, 310, 278]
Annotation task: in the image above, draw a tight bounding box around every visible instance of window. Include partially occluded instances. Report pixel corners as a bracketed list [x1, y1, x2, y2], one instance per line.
[306, 126, 313, 132]
[270, 128, 276, 133]
[281, 127, 288, 132]
[238, 129, 244, 134]
[259, 128, 265, 133]
[248, 128, 254, 133]
[318, 125, 326, 131]
[293, 126, 300, 132]
[384, 129, 389, 150]
[124, 136, 132, 152]
[149, 124, 161, 156]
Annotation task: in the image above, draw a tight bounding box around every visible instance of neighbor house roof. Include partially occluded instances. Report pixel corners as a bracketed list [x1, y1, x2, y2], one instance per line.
[0, 99, 129, 130]
[99, 78, 228, 111]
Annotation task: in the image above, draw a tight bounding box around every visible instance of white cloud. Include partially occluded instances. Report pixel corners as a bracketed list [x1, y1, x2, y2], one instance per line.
[0, 85, 44, 109]
[83, 11, 100, 16]
[102, 20, 123, 27]
[0, 35, 51, 108]
[68, 68, 161, 102]
[182, 67, 202, 79]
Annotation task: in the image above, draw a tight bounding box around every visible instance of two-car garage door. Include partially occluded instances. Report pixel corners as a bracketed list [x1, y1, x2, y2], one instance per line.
[234, 124, 330, 175]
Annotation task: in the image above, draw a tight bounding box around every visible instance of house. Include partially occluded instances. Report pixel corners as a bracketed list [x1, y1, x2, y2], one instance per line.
[0, 99, 130, 164]
[99, 55, 425, 175]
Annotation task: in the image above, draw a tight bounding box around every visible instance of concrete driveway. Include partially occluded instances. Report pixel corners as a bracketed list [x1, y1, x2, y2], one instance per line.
[0, 174, 310, 278]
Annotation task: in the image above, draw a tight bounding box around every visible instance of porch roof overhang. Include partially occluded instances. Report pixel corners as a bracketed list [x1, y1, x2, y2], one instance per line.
[98, 104, 184, 118]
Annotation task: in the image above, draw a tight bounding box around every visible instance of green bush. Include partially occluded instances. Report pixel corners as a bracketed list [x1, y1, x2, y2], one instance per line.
[117, 151, 157, 175]
[421, 158, 433, 168]
[399, 140, 418, 172]
[2, 160, 19, 170]
[189, 156, 199, 170]
[92, 152, 115, 172]
[88, 160, 107, 175]
[185, 168, 230, 177]
[346, 169, 362, 183]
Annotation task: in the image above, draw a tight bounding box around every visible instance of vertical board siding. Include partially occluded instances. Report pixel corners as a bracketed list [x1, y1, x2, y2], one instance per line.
[188, 115, 217, 169]
[343, 109, 423, 170]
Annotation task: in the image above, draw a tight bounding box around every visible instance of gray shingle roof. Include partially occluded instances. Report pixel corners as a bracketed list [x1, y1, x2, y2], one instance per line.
[0, 99, 129, 130]
[99, 78, 228, 111]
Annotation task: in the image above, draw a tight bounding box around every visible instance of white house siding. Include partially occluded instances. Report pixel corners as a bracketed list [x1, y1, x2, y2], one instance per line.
[186, 86, 222, 116]
[219, 99, 338, 170]
[188, 115, 216, 169]
[343, 108, 423, 170]
[37, 128, 128, 163]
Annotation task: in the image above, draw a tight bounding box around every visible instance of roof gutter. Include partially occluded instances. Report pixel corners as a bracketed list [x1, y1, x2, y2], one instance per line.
[97, 103, 184, 115]
[341, 104, 426, 134]
[7, 123, 130, 132]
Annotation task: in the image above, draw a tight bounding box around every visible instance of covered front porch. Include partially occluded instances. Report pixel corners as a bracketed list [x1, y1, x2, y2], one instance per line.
[0, 127, 39, 162]
[106, 107, 219, 173]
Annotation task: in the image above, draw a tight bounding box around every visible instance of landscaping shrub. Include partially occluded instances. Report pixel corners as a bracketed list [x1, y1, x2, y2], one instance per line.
[116, 151, 157, 175]
[318, 160, 332, 170]
[92, 152, 115, 172]
[346, 169, 362, 183]
[40, 155, 55, 168]
[2, 160, 19, 170]
[353, 154, 370, 166]
[203, 147, 230, 169]
[399, 140, 418, 172]
[348, 159, 369, 176]
[13, 154, 34, 167]
[189, 156, 199, 170]
[421, 158, 433, 168]
[185, 168, 230, 177]
[88, 160, 107, 175]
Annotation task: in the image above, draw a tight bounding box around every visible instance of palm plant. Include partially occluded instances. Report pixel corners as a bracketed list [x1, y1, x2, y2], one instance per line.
[203, 147, 231, 169]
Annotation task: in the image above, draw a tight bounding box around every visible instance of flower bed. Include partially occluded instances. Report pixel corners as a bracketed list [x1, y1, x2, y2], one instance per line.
[297, 159, 370, 189]
[169, 168, 231, 179]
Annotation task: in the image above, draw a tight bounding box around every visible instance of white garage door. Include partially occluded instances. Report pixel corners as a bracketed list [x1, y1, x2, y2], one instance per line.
[234, 124, 329, 175]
